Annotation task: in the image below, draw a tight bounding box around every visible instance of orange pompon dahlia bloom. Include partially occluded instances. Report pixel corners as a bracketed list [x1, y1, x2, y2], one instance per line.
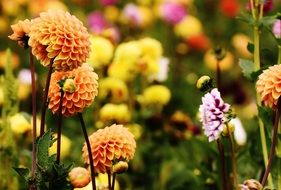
[8, 19, 31, 48]
[28, 10, 90, 71]
[256, 64, 281, 109]
[48, 63, 98, 117]
[82, 124, 136, 174]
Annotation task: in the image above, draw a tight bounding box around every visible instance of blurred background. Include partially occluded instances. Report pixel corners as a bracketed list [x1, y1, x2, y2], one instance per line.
[1, 0, 281, 189]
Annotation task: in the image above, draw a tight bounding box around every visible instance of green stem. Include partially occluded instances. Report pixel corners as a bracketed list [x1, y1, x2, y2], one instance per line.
[78, 113, 97, 190]
[261, 103, 280, 186]
[227, 124, 238, 190]
[216, 139, 229, 190]
[39, 59, 54, 137]
[56, 91, 64, 164]
[216, 59, 221, 91]
[253, 26, 260, 71]
[29, 49, 37, 190]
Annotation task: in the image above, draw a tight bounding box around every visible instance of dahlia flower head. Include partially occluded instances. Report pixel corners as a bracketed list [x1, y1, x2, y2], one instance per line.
[199, 88, 230, 142]
[9, 10, 91, 71]
[82, 124, 136, 174]
[256, 64, 281, 110]
[159, 1, 187, 25]
[48, 63, 98, 117]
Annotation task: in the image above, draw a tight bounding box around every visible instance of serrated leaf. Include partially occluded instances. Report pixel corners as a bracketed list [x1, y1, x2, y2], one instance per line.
[13, 167, 30, 181]
[36, 129, 53, 170]
[239, 59, 255, 79]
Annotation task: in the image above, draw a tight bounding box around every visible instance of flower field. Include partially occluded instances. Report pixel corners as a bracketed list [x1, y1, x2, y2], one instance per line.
[0, 0, 281, 190]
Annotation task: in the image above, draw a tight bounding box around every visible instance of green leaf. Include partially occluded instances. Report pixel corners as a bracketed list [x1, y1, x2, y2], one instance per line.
[13, 167, 30, 181]
[236, 12, 255, 26]
[239, 59, 255, 80]
[36, 129, 53, 170]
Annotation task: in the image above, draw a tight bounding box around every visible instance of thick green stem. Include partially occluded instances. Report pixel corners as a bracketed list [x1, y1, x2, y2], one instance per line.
[261, 103, 280, 186]
[278, 45, 281, 65]
[56, 91, 64, 164]
[78, 113, 97, 190]
[29, 49, 37, 190]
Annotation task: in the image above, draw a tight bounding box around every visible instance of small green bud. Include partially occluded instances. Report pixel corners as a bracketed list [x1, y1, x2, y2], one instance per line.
[196, 76, 213, 92]
[111, 161, 128, 174]
[62, 78, 76, 93]
[222, 123, 235, 136]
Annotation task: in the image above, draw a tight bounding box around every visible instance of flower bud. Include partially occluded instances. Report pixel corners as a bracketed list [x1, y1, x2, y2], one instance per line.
[62, 78, 76, 93]
[222, 123, 235, 136]
[213, 46, 226, 61]
[196, 75, 213, 92]
[112, 161, 128, 174]
[242, 179, 263, 190]
[68, 167, 91, 188]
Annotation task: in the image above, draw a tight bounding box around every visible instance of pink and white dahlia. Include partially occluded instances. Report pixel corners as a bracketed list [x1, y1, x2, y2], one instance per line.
[199, 88, 230, 142]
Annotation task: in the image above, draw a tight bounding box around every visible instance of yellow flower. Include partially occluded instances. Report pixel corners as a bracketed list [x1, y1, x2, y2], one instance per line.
[82, 124, 136, 174]
[104, 6, 120, 23]
[174, 15, 203, 39]
[231, 33, 252, 59]
[204, 49, 234, 71]
[125, 123, 143, 140]
[99, 77, 128, 103]
[9, 113, 31, 134]
[87, 35, 114, 68]
[138, 6, 154, 28]
[142, 85, 171, 105]
[99, 103, 131, 123]
[138, 37, 162, 60]
[114, 41, 141, 65]
[108, 62, 136, 81]
[49, 133, 71, 159]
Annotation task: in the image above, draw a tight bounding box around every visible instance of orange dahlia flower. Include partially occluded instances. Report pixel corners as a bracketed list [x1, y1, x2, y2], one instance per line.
[256, 64, 281, 109]
[68, 167, 91, 188]
[8, 19, 31, 48]
[82, 124, 136, 174]
[48, 63, 98, 117]
[28, 10, 90, 71]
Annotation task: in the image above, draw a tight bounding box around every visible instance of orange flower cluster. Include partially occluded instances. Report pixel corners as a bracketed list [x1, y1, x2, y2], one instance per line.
[256, 64, 281, 109]
[8, 19, 31, 48]
[82, 124, 136, 174]
[48, 63, 98, 117]
[9, 10, 90, 71]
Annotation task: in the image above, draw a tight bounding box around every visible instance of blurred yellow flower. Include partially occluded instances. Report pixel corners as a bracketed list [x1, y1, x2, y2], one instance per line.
[104, 6, 120, 23]
[174, 15, 203, 39]
[231, 33, 252, 59]
[9, 113, 31, 135]
[28, 0, 68, 16]
[139, 6, 154, 28]
[0, 16, 8, 34]
[88, 36, 114, 68]
[125, 123, 143, 140]
[0, 86, 4, 105]
[49, 133, 71, 159]
[99, 77, 128, 103]
[204, 49, 234, 71]
[0, 51, 19, 69]
[1, 0, 20, 16]
[142, 85, 171, 105]
[114, 41, 141, 65]
[99, 103, 131, 123]
[108, 62, 136, 81]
